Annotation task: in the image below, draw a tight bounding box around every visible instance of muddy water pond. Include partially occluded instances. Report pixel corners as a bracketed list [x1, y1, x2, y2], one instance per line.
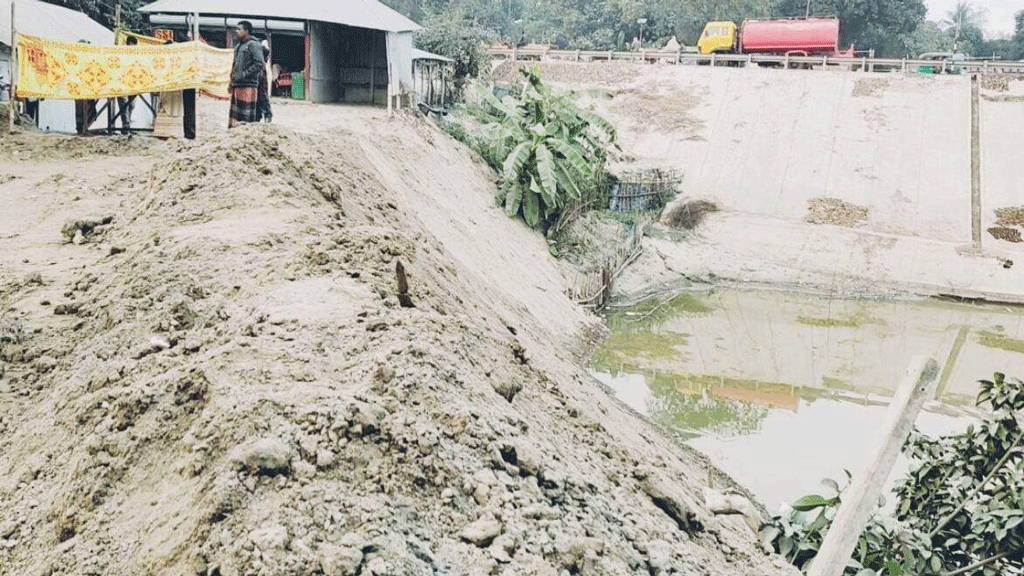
[591, 288, 1024, 512]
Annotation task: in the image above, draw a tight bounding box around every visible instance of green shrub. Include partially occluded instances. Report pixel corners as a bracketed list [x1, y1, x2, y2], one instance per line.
[763, 372, 1024, 576]
[477, 68, 616, 230]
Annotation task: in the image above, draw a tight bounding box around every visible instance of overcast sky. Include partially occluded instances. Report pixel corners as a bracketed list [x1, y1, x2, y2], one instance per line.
[926, 0, 1019, 38]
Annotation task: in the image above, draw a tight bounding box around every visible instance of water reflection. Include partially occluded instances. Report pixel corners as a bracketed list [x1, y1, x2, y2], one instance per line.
[591, 288, 1024, 509]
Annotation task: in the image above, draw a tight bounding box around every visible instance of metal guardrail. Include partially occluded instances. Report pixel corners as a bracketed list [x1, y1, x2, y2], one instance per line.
[489, 47, 1024, 74]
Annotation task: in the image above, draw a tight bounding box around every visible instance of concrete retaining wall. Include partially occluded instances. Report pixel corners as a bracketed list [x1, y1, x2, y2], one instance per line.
[559, 65, 1024, 248]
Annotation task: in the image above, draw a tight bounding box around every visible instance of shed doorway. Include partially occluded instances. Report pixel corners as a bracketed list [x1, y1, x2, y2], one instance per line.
[269, 33, 307, 99]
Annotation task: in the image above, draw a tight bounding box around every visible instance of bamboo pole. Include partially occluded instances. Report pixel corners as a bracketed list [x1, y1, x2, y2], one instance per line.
[807, 357, 939, 576]
[8, 0, 16, 134]
[971, 74, 982, 252]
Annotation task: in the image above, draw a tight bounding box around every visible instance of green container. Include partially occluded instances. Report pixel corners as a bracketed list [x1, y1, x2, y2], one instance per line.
[291, 73, 305, 99]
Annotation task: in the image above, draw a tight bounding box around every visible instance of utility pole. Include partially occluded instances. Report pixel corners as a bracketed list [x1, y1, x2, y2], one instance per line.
[9, 0, 16, 134]
[637, 18, 647, 49]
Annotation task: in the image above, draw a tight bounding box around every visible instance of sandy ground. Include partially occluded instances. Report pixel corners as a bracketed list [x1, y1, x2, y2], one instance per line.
[0, 100, 798, 576]
[493, 62, 1024, 303]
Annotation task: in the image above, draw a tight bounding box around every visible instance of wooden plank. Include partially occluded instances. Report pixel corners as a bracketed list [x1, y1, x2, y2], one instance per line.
[806, 357, 939, 576]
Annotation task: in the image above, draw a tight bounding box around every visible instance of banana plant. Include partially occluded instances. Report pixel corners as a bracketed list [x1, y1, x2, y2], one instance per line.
[477, 67, 616, 229]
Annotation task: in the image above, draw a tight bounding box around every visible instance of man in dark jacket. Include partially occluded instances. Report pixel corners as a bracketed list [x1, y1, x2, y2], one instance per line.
[229, 21, 264, 127]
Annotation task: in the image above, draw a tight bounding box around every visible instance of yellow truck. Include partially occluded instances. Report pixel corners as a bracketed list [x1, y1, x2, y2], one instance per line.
[697, 18, 851, 57]
[697, 21, 738, 55]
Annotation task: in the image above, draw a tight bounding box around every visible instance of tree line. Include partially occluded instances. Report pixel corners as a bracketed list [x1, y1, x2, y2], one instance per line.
[34, 0, 1024, 63]
[381, 0, 1024, 61]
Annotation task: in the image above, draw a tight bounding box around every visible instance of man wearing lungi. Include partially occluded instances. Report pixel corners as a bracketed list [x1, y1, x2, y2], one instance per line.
[229, 21, 264, 128]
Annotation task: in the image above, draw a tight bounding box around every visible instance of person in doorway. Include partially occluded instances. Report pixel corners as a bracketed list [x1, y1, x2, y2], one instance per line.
[256, 40, 272, 123]
[182, 86, 196, 139]
[187, 30, 208, 44]
[118, 36, 138, 134]
[229, 21, 265, 128]
[154, 38, 186, 139]
[74, 40, 99, 134]
[181, 31, 203, 138]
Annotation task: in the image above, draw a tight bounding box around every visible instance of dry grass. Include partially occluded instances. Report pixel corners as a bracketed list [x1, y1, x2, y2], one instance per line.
[612, 87, 703, 130]
[806, 198, 870, 228]
[489, 61, 642, 86]
[664, 200, 720, 230]
[852, 79, 889, 97]
[988, 226, 1023, 243]
[981, 74, 1024, 92]
[995, 206, 1024, 227]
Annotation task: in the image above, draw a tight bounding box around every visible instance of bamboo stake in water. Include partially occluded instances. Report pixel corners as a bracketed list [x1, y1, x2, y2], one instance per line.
[807, 357, 939, 576]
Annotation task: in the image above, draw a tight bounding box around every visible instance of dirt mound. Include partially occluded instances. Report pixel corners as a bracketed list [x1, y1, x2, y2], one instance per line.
[1, 130, 158, 161]
[0, 121, 795, 576]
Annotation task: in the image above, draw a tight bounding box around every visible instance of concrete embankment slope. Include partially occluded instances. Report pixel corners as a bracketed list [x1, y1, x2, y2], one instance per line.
[611, 67, 974, 242]
[503, 62, 1024, 301]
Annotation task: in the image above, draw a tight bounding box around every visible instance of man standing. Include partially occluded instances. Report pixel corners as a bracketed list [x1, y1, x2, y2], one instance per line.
[229, 21, 264, 128]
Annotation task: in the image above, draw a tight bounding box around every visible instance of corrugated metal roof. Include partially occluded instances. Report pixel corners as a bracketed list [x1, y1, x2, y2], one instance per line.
[412, 48, 452, 62]
[140, 0, 421, 32]
[1, 0, 113, 47]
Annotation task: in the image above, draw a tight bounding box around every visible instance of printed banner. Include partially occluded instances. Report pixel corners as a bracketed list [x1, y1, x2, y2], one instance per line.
[16, 34, 233, 100]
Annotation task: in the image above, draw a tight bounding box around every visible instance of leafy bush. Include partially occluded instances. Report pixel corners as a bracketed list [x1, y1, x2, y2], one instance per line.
[763, 373, 1024, 576]
[440, 117, 503, 170]
[477, 68, 616, 230]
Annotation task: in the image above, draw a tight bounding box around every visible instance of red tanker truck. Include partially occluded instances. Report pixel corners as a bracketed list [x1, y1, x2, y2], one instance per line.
[697, 17, 855, 58]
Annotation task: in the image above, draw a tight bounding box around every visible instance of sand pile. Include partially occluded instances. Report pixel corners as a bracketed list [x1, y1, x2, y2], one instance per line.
[0, 120, 796, 576]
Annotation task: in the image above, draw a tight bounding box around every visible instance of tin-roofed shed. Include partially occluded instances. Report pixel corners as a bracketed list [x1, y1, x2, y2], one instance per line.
[1, 0, 117, 132]
[139, 0, 420, 107]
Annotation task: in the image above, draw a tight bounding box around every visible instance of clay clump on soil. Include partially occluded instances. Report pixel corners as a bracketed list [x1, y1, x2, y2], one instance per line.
[805, 197, 870, 228]
[61, 215, 115, 245]
[0, 119, 797, 576]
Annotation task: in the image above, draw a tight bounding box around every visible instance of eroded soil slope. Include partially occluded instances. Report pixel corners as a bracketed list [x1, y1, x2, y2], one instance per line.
[0, 115, 796, 576]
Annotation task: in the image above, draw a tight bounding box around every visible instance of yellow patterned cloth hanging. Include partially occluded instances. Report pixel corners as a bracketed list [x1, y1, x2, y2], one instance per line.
[16, 34, 233, 100]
